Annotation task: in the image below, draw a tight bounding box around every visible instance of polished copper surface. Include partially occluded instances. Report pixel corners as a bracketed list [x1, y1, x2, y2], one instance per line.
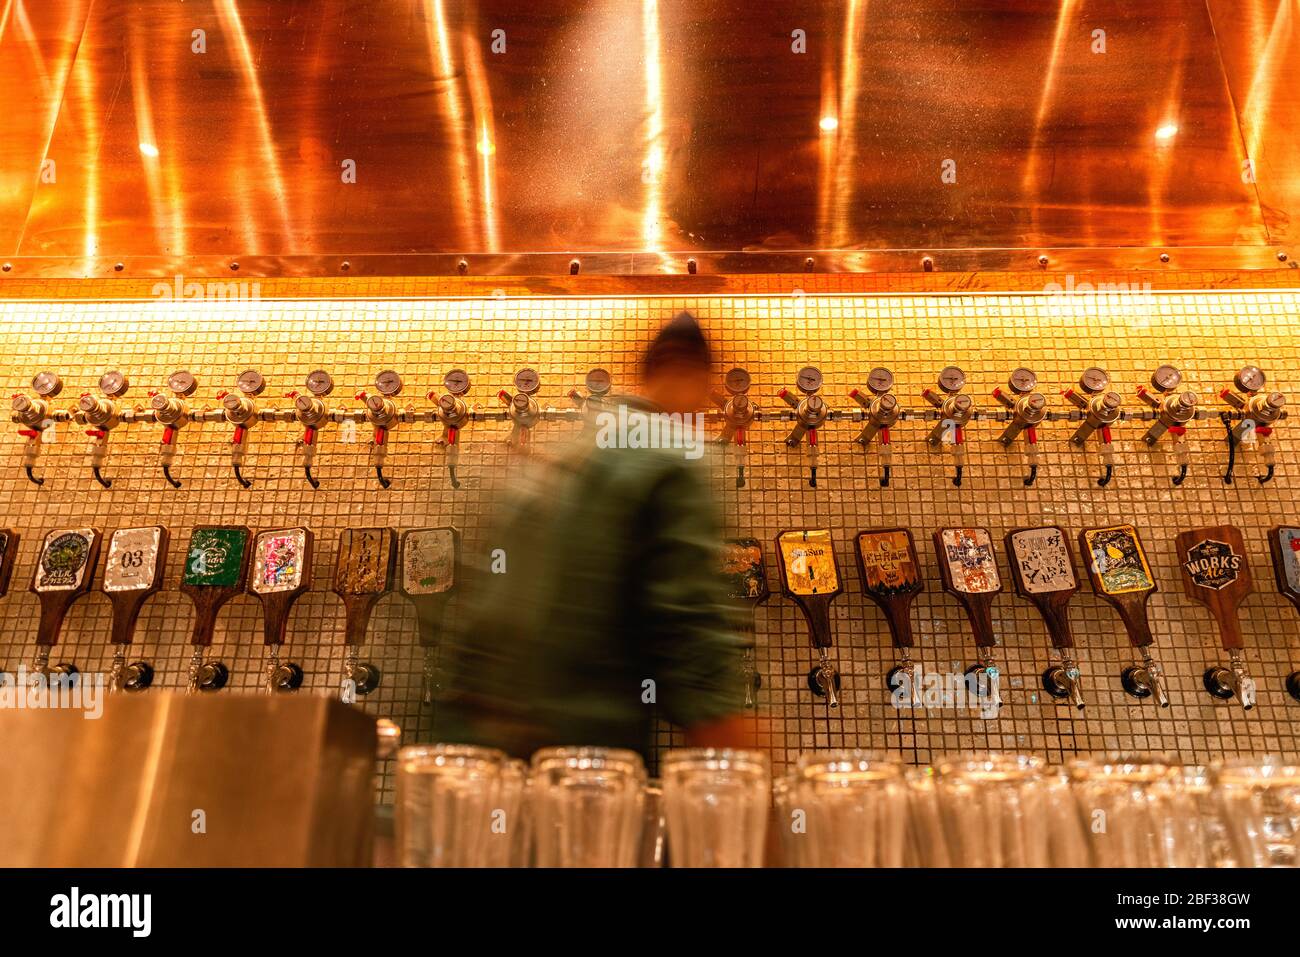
[0, 0, 1296, 276]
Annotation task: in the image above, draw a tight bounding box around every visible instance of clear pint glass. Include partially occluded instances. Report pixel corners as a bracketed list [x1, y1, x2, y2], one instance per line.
[934, 753, 1050, 867]
[530, 746, 646, 867]
[1215, 756, 1300, 867]
[395, 744, 506, 867]
[1067, 754, 1197, 867]
[795, 750, 907, 868]
[662, 748, 770, 867]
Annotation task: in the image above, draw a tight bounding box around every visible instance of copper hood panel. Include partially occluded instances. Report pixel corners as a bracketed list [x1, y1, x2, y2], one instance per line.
[0, 0, 1296, 276]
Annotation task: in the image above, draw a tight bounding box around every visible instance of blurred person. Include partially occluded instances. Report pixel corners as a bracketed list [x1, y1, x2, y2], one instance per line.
[435, 313, 755, 766]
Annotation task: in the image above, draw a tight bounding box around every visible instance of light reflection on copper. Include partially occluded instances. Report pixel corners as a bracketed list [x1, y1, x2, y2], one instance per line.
[1237, 0, 1290, 169]
[128, 18, 172, 255]
[1022, 0, 1082, 242]
[215, 0, 295, 252]
[462, 27, 499, 253]
[423, 0, 474, 251]
[641, 0, 667, 260]
[826, 0, 865, 248]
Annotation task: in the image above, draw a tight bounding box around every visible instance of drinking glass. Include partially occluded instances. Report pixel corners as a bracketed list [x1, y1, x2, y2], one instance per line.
[795, 750, 907, 867]
[638, 780, 667, 867]
[1215, 756, 1300, 867]
[904, 766, 951, 867]
[662, 748, 770, 867]
[395, 744, 506, 867]
[1181, 765, 1236, 868]
[1067, 754, 1197, 867]
[486, 758, 528, 867]
[934, 753, 1050, 867]
[530, 746, 646, 867]
[772, 773, 801, 867]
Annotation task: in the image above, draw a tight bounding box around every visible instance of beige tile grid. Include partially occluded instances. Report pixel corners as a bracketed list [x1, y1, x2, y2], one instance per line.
[0, 292, 1298, 800]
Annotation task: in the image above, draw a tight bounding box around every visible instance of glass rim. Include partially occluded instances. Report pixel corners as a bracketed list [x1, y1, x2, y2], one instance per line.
[1213, 755, 1300, 785]
[662, 747, 770, 771]
[529, 745, 646, 773]
[935, 752, 1043, 779]
[796, 748, 904, 782]
[397, 742, 508, 769]
[1066, 753, 1180, 781]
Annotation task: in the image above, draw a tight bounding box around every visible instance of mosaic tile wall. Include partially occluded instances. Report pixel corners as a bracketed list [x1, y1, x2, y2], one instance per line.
[1, 287, 1299, 799]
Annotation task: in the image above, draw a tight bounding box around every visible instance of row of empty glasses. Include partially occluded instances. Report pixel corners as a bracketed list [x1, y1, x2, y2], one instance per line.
[395, 745, 1300, 867]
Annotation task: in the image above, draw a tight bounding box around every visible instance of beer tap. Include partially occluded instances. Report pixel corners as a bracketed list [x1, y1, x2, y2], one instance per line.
[1064, 367, 1121, 487]
[29, 527, 101, 683]
[1079, 524, 1170, 709]
[150, 371, 197, 488]
[992, 367, 1047, 487]
[712, 368, 757, 488]
[779, 366, 828, 488]
[179, 525, 252, 693]
[358, 371, 404, 489]
[1220, 365, 1285, 485]
[76, 371, 130, 489]
[102, 526, 168, 693]
[429, 369, 472, 488]
[721, 538, 769, 708]
[776, 529, 842, 707]
[849, 367, 900, 487]
[933, 527, 1004, 711]
[1006, 526, 1085, 710]
[399, 526, 461, 705]
[1266, 526, 1300, 702]
[0, 529, 19, 603]
[1137, 364, 1197, 486]
[922, 366, 973, 487]
[248, 527, 313, 694]
[217, 370, 266, 488]
[333, 527, 396, 701]
[500, 368, 542, 451]
[855, 529, 925, 706]
[11, 371, 67, 486]
[289, 370, 334, 489]
[1177, 526, 1255, 712]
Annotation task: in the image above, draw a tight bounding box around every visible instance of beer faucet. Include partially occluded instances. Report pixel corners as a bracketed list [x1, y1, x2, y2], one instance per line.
[779, 366, 828, 488]
[933, 527, 1004, 711]
[1137, 364, 1197, 486]
[333, 527, 396, 701]
[11, 372, 67, 486]
[289, 370, 334, 489]
[1006, 526, 1085, 710]
[75, 371, 130, 489]
[500, 368, 542, 451]
[399, 527, 461, 705]
[248, 527, 313, 694]
[776, 529, 843, 708]
[721, 538, 769, 708]
[217, 370, 267, 488]
[1266, 526, 1300, 702]
[855, 528, 925, 706]
[1079, 524, 1171, 709]
[150, 371, 197, 488]
[179, 525, 252, 693]
[993, 367, 1047, 487]
[712, 368, 757, 488]
[1220, 365, 1285, 485]
[1177, 525, 1256, 712]
[358, 371, 404, 489]
[430, 369, 472, 488]
[102, 526, 168, 693]
[849, 367, 900, 487]
[1064, 367, 1121, 487]
[29, 527, 102, 683]
[922, 366, 973, 487]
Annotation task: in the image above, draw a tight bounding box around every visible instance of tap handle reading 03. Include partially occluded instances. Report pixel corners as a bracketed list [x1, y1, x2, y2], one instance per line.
[30, 527, 102, 652]
[102, 526, 169, 649]
[775, 529, 842, 650]
[180, 525, 252, 648]
[854, 528, 923, 648]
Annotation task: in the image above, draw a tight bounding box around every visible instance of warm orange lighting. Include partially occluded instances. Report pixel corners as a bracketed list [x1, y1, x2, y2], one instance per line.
[138, 142, 159, 158]
[819, 116, 839, 133]
[1155, 123, 1179, 141]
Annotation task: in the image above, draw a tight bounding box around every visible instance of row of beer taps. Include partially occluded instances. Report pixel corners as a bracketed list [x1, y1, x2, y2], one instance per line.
[10, 363, 1286, 490]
